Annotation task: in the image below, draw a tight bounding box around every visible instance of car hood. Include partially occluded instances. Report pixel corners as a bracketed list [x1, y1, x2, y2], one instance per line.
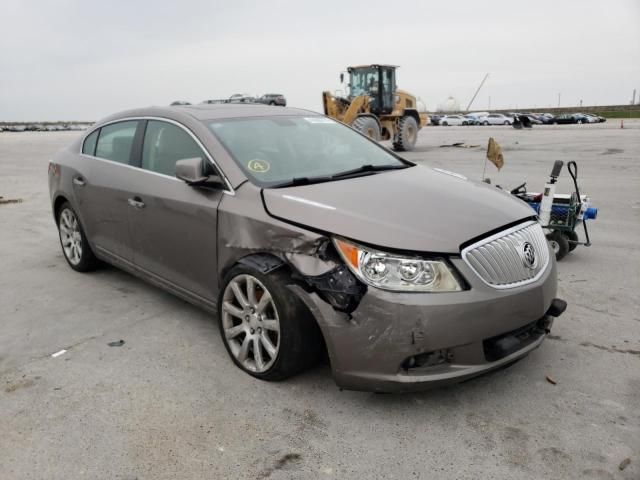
[261, 165, 535, 253]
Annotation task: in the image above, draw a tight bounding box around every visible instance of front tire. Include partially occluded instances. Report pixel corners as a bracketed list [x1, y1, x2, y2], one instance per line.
[57, 202, 99, 272]
[218, 265, 322, 381]
[352, 116, 381, 141]
[393, 116, 419, 151]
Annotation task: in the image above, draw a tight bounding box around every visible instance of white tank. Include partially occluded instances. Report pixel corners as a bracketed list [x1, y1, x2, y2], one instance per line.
[437, 96, 460, 113]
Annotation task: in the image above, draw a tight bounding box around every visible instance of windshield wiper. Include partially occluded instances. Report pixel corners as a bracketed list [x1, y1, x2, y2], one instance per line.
[271, 176, 332, 188]
[329, 163, 409, 180]
[270, 164, 410, 188]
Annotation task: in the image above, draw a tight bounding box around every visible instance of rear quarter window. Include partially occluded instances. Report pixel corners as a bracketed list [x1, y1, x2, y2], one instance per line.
[95, 121, 139, 164]
[82, 129, 99, 155]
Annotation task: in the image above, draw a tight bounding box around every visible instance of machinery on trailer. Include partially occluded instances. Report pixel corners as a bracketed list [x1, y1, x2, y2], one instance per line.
[511, 160, 598, 260]
[322, 64, 428, 151]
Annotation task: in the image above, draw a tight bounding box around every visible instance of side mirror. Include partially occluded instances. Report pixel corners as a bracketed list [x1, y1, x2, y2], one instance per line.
[340, 73, 344, 83]
[175, 157, 223, 187]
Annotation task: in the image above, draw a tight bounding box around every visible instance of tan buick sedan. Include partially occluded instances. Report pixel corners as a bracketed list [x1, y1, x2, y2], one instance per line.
[48, 104, 565, 392]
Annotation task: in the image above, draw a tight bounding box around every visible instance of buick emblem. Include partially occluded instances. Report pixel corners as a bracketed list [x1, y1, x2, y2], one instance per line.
[520, 242, 537, 269]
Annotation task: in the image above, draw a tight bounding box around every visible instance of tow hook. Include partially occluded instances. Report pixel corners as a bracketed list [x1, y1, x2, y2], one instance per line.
[546, 298, 567, 318]
[538, 298, 567, 334]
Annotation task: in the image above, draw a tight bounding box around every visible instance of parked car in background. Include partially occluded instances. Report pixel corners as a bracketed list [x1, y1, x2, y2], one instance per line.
[582, 113, 606, 123]
[573, 113, 594, 124]
[536, 113, 556, 124]
[47, 103, 565, 392]
[257, 94, 286, 106]
[552, 114, 588, 124]
[229, 94, 255, 103]
[516, 114, 542, 125]
[479, 114, 513, 125]
[201, 99, 227, 105]
[439, 115, 466, 126]
[463, 115, 480, 125]
[430, 114, 442, 126]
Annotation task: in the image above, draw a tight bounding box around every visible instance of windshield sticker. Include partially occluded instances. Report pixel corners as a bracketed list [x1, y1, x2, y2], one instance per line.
[247, 159, 270, 173]
[304, 117, 335, 124]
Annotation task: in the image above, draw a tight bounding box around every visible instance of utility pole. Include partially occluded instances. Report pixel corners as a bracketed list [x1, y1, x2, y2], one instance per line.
[632, 89, 637, 105]
[557, 93, 561, 108]
[466, 73, 490, 112]
[488, 96, 491, 110]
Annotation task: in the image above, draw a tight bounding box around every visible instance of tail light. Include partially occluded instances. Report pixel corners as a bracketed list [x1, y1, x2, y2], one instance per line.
[48, 162, 60, 176]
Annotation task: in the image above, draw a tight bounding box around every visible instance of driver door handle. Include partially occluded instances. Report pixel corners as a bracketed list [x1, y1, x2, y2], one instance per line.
[127, 196, 146, 209]
[72, 176, 86, 186]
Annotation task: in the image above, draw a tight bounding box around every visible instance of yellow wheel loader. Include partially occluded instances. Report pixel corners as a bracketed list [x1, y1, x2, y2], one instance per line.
[322, 64, 428, 151]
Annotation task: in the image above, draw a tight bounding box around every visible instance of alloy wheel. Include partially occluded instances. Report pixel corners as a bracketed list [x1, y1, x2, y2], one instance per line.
[221, 274, 280, 373]
[59, 208, 83, 265]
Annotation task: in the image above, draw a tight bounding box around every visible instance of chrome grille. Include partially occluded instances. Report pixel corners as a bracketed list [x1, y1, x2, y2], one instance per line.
[461, 221, 550, 289]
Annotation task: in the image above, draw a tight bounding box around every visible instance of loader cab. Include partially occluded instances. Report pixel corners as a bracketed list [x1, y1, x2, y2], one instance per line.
[347, 65, 397, 115]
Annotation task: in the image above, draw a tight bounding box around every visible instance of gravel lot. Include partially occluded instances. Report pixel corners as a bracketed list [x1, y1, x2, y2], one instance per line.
[1, 121, 639, 479]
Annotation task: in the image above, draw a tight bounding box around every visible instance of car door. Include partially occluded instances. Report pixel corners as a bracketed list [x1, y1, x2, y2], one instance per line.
[126, 119, 226, 302]
[78, 120, 142, 263]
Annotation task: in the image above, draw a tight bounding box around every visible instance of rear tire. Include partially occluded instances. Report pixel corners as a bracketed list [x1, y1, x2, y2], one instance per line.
[547, 231, 570, 261]
[352, 116, 381, 141]
[393, 116, 419, 151]
[217, 265, 323, 381]
[57, 202, 99, 272]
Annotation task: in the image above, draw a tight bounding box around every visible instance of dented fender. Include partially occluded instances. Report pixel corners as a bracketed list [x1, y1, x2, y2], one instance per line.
[217, 182, 365, 310]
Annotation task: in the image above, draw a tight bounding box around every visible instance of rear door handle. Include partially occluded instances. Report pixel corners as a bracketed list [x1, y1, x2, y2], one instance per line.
[127, 197, 146, 209]
[72, 176, 86, 186]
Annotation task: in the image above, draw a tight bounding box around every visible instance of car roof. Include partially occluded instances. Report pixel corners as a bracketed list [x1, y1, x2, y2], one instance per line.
[99, 104, 318, 124]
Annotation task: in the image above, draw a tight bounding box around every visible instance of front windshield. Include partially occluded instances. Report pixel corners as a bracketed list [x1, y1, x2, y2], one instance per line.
[207, 116, 406, 187]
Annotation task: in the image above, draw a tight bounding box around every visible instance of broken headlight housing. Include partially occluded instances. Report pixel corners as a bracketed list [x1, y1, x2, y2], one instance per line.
[333, 237, 462, 292]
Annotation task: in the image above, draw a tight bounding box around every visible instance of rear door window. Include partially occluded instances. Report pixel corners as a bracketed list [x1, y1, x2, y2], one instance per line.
[82, 129, 99, 155]
[141, 120, 207, 177]
[95, 121, 139, 164]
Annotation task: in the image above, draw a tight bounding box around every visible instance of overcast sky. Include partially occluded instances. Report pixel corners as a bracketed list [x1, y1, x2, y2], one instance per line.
[1, 0, 639, 121]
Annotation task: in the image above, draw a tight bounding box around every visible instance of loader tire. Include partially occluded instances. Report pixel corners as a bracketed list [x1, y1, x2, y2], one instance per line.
[352, 116, 381, 141]
[392, 116, 418, 151]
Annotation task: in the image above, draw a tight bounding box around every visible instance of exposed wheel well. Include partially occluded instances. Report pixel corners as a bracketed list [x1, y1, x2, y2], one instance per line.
[53, 195, 69, 224]
[402, 109, 421, 127]
[221, 253, 330, 362]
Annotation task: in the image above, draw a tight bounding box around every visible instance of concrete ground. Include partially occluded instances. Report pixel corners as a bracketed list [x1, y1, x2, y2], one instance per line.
[1, 121, 639, 480]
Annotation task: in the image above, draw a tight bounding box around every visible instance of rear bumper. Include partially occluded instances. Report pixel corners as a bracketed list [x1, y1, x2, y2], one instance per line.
[293, 256, 563, 393]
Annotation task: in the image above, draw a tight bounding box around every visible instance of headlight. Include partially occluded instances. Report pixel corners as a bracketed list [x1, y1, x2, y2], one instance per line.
[333, 237, 462, 292]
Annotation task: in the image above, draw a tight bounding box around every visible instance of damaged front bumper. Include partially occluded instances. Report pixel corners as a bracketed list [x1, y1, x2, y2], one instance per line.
[291, 257, 563, 393]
